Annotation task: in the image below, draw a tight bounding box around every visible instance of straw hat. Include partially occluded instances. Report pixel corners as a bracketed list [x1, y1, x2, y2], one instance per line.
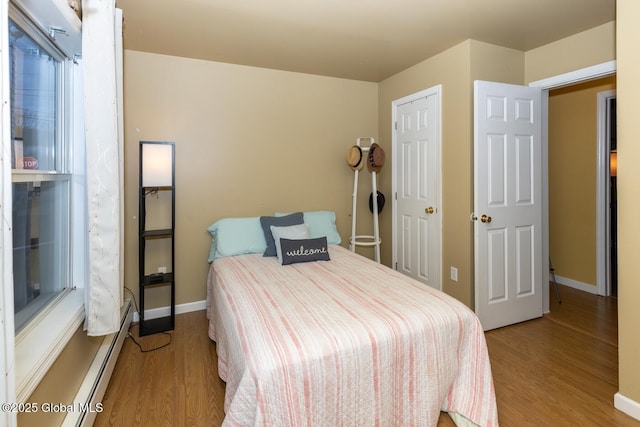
[367, 143, 385, 173]
[346, 145, 364, 171]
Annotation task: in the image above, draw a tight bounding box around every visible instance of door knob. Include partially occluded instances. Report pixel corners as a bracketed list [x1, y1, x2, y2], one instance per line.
[425, 206, 435, 214]
[481, 214, 492, 223]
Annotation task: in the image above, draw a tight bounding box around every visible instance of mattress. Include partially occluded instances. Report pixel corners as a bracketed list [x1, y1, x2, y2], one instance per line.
[207, 244, 498, 426]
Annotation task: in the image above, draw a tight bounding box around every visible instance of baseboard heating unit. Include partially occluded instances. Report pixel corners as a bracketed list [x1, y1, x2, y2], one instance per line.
[62, 299, 133, 427]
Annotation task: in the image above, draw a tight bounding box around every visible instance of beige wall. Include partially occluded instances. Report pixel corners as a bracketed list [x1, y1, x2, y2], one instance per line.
[616, 0, 640, 407]
[470, 40, 525, 85]
[123, 51, 378, 307]
[548, 77, 616, 287]
[525, 21, 616, 83]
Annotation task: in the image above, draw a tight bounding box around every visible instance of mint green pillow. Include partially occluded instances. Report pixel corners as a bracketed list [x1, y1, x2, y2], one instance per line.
[207, 217, 267, 262]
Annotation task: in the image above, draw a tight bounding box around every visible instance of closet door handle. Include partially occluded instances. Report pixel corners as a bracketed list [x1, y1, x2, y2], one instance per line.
[425, 207, 435, 214]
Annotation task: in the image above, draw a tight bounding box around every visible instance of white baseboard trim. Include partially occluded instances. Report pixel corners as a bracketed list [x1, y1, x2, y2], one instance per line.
[63, 299, 133, 427]
[554, 275, 598, 295]
[133, 299, 206, 323]
[615, 392, 640, 421]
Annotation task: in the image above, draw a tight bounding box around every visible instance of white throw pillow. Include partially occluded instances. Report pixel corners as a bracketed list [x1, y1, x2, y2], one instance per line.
[270, 224, 310, 264]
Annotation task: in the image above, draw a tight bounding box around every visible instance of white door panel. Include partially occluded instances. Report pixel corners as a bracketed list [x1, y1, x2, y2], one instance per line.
[474, 80, 543, 330]
[393, 87, 441, 289]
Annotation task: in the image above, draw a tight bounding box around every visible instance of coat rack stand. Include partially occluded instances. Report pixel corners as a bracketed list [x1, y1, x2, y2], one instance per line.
[349, 137, 381, 263]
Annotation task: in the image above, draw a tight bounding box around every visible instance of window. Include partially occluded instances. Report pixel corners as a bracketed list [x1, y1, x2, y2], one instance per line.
[9, 10, 73, 333]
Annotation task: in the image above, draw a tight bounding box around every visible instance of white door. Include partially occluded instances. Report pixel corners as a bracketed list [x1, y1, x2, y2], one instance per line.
[474, 80, 543, 330]
[393, 86, 441, 289]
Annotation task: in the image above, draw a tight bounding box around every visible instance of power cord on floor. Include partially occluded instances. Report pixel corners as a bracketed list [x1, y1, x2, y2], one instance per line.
[124, 286, 173, 353]
[127, 330, 172, 353]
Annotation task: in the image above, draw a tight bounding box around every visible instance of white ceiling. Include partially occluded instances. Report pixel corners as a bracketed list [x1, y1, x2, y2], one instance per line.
[115, 0, 615, 82]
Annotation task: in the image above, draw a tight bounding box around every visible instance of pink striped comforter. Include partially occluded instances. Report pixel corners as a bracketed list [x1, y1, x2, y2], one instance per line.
[207, 245, 498, 426]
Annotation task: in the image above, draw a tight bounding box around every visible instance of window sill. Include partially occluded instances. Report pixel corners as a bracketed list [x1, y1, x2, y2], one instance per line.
[15, 288, 84, 403]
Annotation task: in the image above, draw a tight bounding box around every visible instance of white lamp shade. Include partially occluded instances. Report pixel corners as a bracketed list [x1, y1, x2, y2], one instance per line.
[142, 143, 173, 187]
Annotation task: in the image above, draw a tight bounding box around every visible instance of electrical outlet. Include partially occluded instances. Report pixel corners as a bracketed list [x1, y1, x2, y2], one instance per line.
[158, 266, 167, 274]
[450, 266, 458, 282]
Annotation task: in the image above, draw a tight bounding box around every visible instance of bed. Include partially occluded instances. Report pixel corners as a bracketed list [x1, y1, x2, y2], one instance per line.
[206, 212, 498, 426]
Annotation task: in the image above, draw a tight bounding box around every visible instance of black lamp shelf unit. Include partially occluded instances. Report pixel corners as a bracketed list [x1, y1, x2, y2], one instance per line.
[138, 141, 175, 336]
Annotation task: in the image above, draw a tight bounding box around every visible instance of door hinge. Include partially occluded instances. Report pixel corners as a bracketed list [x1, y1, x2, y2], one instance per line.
[395, 262, 398, 270]
[394, 121, 397, 130]
[395, 192, 397, 200]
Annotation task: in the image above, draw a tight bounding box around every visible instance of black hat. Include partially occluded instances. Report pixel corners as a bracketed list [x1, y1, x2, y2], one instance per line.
[369, 191, 385, 214]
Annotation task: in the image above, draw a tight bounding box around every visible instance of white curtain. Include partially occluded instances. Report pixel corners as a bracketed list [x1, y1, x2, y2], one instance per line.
[82, 0, 124, 336]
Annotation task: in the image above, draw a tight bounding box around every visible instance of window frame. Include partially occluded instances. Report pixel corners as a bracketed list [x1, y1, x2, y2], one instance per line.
[6, 0, 86, 403]
[9, 5, 73, 332]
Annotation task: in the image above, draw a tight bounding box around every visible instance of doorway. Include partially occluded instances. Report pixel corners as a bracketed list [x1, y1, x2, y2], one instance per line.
[546, 77, 617, 300]
[471, 75, 617, 329]
[529, 60, 616, 313]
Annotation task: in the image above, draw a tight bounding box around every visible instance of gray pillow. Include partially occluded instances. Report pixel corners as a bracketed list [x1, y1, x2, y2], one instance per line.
[279, 237, 330, 265]
[260, 212, 304, 257]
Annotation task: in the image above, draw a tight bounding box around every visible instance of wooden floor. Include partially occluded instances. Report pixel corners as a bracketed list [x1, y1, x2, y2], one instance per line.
[94, 284, 640, 426]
